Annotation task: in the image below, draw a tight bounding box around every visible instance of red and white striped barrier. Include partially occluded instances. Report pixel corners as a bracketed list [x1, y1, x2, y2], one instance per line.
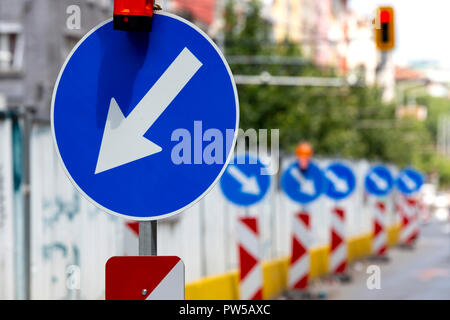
[399, 196, 419, 245]
[289, 212, 310, 290]
[410, 198, 420, 242]
[417, 198, 430, 223]
[372, 200, 387, 256]
[330, 207, 347, 274]
[237, 217, 263, 300]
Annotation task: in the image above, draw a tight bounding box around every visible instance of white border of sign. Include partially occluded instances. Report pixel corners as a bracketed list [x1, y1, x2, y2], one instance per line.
[51, 12, 240, 221]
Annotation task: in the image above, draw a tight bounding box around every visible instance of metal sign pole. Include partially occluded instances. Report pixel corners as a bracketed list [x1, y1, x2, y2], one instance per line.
[139, 221, 157, 256]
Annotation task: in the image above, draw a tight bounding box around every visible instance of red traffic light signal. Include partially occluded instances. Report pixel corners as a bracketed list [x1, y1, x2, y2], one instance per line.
[113, 0, 154, 32]
[380, 10, 391, 24]
[375, 6, 395, 51]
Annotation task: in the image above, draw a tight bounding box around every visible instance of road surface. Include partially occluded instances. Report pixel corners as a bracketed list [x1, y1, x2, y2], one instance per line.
[311, 220, 450, 299]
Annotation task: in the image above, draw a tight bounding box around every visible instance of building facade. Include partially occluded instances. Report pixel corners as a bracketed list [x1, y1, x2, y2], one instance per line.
[270, 0, 379, 87]
[0, 0, 113, 119]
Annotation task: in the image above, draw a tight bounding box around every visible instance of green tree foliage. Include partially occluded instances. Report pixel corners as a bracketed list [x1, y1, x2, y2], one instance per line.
[416, 96, 450, 186]
[224, 0, 450, 186]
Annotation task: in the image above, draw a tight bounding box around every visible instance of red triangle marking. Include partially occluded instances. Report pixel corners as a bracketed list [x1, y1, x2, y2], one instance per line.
[293, 275, 309, 290]
[376, 201, 386, 212]
[249, 288, 263, 300]
[377, 246, 387, 256]
[238, 245, 258, 280]
[374, 221, 383, 235]
[297, 212, 310, 227]
[333, 207, 345, 219]
[334, 261, 347, 274]
[290, 237, 307, 263]
[402, 216, 410, 226]
[331, 229, 343, 251]
[240, 217, 259, 235]
[126, 222, 139, 236]
[405, 234, 415, 245]
[406, 198, 417, 207]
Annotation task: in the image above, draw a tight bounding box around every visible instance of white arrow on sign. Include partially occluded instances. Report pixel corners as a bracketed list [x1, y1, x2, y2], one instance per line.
[369, 172, 388, 190]
[289, 167, 316, 196]
[400, 173, 417, 190]
[95, 47, 203, 174]
[325, 169, 349, 193]
[227, 165, 261, 195]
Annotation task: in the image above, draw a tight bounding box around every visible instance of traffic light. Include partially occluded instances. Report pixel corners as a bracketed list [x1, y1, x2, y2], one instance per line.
[374, 6, 395, 51]
[113, 0, 154, 32]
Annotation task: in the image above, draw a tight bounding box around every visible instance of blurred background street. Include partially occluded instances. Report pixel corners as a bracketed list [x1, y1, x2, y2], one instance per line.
[323, 220, 450, 300]
[1, 0, 450, 300]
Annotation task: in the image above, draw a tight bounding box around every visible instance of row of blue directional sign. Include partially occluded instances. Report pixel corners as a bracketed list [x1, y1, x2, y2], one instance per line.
[220, 156, 424, 207]
[364, 166, 423, 196]
[281, 161, 356, 205]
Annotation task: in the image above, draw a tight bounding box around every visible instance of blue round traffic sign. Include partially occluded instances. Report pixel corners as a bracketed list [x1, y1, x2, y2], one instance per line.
[365, 165, 394, 197]
[52, 12, 239, 220]
[396, 168, 424, 195]
[324, 163, 356, 200]
[219, 155, 271, 207]
[281, 161, 325, 204]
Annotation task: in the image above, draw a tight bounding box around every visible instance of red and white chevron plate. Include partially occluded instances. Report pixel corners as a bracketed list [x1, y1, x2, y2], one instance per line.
[398, 196, 419, 245]
[289, 212, 311, 290]
[373, 200, 387, 256]
[237, 217, 263, 300]
[330, 207, 347, 274]
[105, 256, 184, 300]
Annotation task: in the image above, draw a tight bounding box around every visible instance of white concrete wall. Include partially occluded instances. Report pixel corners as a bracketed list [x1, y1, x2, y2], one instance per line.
[0, 124, 401, 299]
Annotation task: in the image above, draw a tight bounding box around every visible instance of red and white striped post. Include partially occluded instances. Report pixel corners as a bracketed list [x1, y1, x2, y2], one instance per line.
[417, 196, 429, 223]
[237, 217, 263, 300]
[412, 199, 420, 242]
[372, 200, 387, 257]
[330, 207, 347, 274]
[289, 211, 311, 290]
[399, 196, 419, 245]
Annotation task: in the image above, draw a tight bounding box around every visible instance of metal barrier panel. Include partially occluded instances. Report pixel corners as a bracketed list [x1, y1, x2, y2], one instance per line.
[30, 125, 124, 299]
[0, 123, 401, 298]
[0, 117, 14, 299]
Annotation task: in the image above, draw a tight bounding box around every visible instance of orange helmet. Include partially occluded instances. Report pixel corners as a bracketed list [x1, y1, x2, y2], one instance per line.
[295, 142, 313, 170]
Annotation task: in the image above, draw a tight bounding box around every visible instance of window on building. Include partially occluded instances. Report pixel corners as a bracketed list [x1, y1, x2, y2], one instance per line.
[0, 22, 24, 74]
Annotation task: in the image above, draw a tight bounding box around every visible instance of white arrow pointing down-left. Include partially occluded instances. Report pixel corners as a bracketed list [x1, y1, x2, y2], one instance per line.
[95, 47, 203, 174]
[227, 166, 261, 195]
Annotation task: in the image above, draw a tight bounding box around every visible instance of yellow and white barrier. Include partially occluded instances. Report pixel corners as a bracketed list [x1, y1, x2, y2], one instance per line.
[185, 224, 401, 300]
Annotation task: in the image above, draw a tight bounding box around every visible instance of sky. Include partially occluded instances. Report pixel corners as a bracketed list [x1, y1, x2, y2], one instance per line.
[349, 0, 450, 67]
